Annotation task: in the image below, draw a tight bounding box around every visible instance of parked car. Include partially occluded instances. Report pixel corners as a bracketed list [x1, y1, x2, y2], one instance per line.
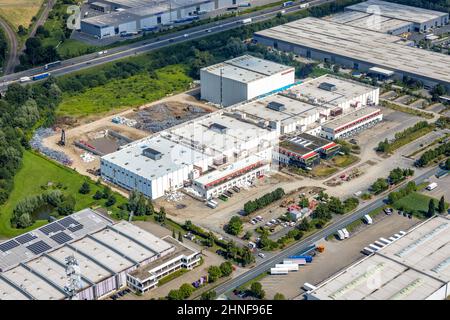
[250, 219, 256, 225]
[256, 215, 263, 221]
[384, 208, 393, 215]
[258, 252, 266, 258]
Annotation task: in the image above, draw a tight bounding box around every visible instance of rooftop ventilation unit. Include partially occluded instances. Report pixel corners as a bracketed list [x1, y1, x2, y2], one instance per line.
[319, 82, 337, 91]
[267, 101, 286, 112]
[142, 147, 162, 160]
[209, 123, 228, 134]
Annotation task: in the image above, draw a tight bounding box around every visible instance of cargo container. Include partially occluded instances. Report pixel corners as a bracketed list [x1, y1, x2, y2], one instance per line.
[288, 255, 312, 263]
[270, 268, 288, 275]
[379, 237, 391, 245]
[374, 240, 386, 248]
[389, 236, 397, 242]
[426, 182, 438, 191]
[303, 282, 317, 291]
[32, 73, 50, 81]
[275, 263, 298, 271]
[369, 243, 382, 251]
[399, 230, 406, 235]
[393, 233, 402, 239]
[362, 247, 374, 255]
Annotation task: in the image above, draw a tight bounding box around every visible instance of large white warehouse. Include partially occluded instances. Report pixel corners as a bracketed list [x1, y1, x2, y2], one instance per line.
[200, 55, 296, 107]
[306, 216, 450, 300]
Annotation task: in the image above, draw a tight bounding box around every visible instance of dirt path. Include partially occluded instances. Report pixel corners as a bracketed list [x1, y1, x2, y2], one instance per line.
[0, 17, 18, 74]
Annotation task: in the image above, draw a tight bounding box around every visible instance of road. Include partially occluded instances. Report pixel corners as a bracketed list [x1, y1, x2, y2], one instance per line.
[0, 0, 332, 89]
[28, 0, 56, 39]
[211, 166, 440, 297]
[0, 17, 19, 74]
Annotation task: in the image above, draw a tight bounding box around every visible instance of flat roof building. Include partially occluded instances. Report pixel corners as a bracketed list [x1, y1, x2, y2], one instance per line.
[0, 209, 200, 300]
[254, 17, 450, 91]
[200, 55, 295, 107]
[346, 0, 449, 32]
[306, 216, 450, 300]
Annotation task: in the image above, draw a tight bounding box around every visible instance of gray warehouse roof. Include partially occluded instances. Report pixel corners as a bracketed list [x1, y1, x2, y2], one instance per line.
[308, 216, 450, 300]
[0, 209, 113, 272]
[255, 17, 450, 85]
[346, 0, 448, 24]
[201, 55, 294, 84]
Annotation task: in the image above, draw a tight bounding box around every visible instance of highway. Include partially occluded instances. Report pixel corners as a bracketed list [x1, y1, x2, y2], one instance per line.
[0, 0, 332, 90]
[211, 165, 440, 297]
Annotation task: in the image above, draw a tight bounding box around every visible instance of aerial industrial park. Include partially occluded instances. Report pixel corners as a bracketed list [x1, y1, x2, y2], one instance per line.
[0, 0, 449, 306]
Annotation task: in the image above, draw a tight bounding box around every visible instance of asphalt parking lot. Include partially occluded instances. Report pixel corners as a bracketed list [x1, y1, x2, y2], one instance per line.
[420, 174, 450, 204]
[259, 212, 420, 300]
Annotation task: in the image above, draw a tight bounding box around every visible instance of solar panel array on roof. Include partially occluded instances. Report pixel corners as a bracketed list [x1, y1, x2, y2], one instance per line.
[58, 216, 78, 228]
[0, 240, 20, 252]
[26, 240, 52, 255]
[68, 224, 84, 233]
[39, 222, 65, 235]
[50, 232, 73, 245]
[15, 233, 38, 244]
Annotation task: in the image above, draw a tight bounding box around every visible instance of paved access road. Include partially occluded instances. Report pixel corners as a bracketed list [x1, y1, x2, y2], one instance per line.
[212, 166, 440, 297]
[0, 0, 333, 90]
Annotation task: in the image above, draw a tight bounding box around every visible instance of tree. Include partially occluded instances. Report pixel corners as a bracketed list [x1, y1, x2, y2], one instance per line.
[178, 231, 183, 242]
[273, 293, 285, 300]
[299, 196, 309, 208]
[219, 261, 233, 277]
[328, 197, 344, 215]
[102, 186, 111, 199]
[208, 266, 222, 283]
[105, 195, 116, 207]
[225, 216, 243, 235]
[17, 212, 33, 228]
[250, 282, 265, 299]
[427, 199, 435, 218]
[243, 230, 252, 240]
[370, 178, 389, 194]
[297, 218, 311, 232]
[167, 289, 183, 300]
[179, 283, 195, 299]
[79, 182, 91, 194]
[57, 195, 76, 216]
[438, 196, 446, 214]
[241, 247, 255, 266]
[201, 290, 217, 300]
[156, 207, 166, 223]
[93, 190, 103, 200]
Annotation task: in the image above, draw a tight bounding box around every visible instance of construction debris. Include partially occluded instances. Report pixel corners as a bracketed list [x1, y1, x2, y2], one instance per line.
[111, 116, 137, 127]
[81, 152, 96, 163]
[30, 128, 73, 166]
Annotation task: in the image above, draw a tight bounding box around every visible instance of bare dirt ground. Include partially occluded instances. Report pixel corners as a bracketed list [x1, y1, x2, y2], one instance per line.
[260, 213, 420, 300]
[42, 89, 217, 182]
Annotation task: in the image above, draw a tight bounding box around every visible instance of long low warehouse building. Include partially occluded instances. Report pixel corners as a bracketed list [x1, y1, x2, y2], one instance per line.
[306, 216, 450, 300]
[345, 0, 449, 32]
[254, 17, 450, 91]
[0, 209, 200, 300]
[82, 0, 246, 38]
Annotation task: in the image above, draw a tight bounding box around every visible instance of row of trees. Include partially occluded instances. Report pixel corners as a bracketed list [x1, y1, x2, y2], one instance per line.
[207, 261, 233, 283]
[376, 121, 431, 153]
[243, 188, 285, 215]
[416, 142, 450, 167]
[387, 181, 417, 204]
[371, 168, 415, 195]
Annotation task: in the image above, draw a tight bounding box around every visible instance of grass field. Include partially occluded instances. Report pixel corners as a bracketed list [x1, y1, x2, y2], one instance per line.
[311, 164, 338, 177]
[331, 154, 359, 168]
[0, 0, 44, 30]
[0, 151, 127, 238]
[56, 64, 192, 118]
[393, 192, 448, 218]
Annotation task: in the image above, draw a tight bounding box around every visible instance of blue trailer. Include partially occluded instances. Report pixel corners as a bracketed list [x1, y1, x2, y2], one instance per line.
[32, 72, 50, 81]
[288, 255, 313, 263]
[282, 1, 294, 7]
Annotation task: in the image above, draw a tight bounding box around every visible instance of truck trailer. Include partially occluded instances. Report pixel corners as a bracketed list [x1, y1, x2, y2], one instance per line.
[270, 268, 289, 275]
[275, 263, 299, 271]
[32, 73, 50, 81]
